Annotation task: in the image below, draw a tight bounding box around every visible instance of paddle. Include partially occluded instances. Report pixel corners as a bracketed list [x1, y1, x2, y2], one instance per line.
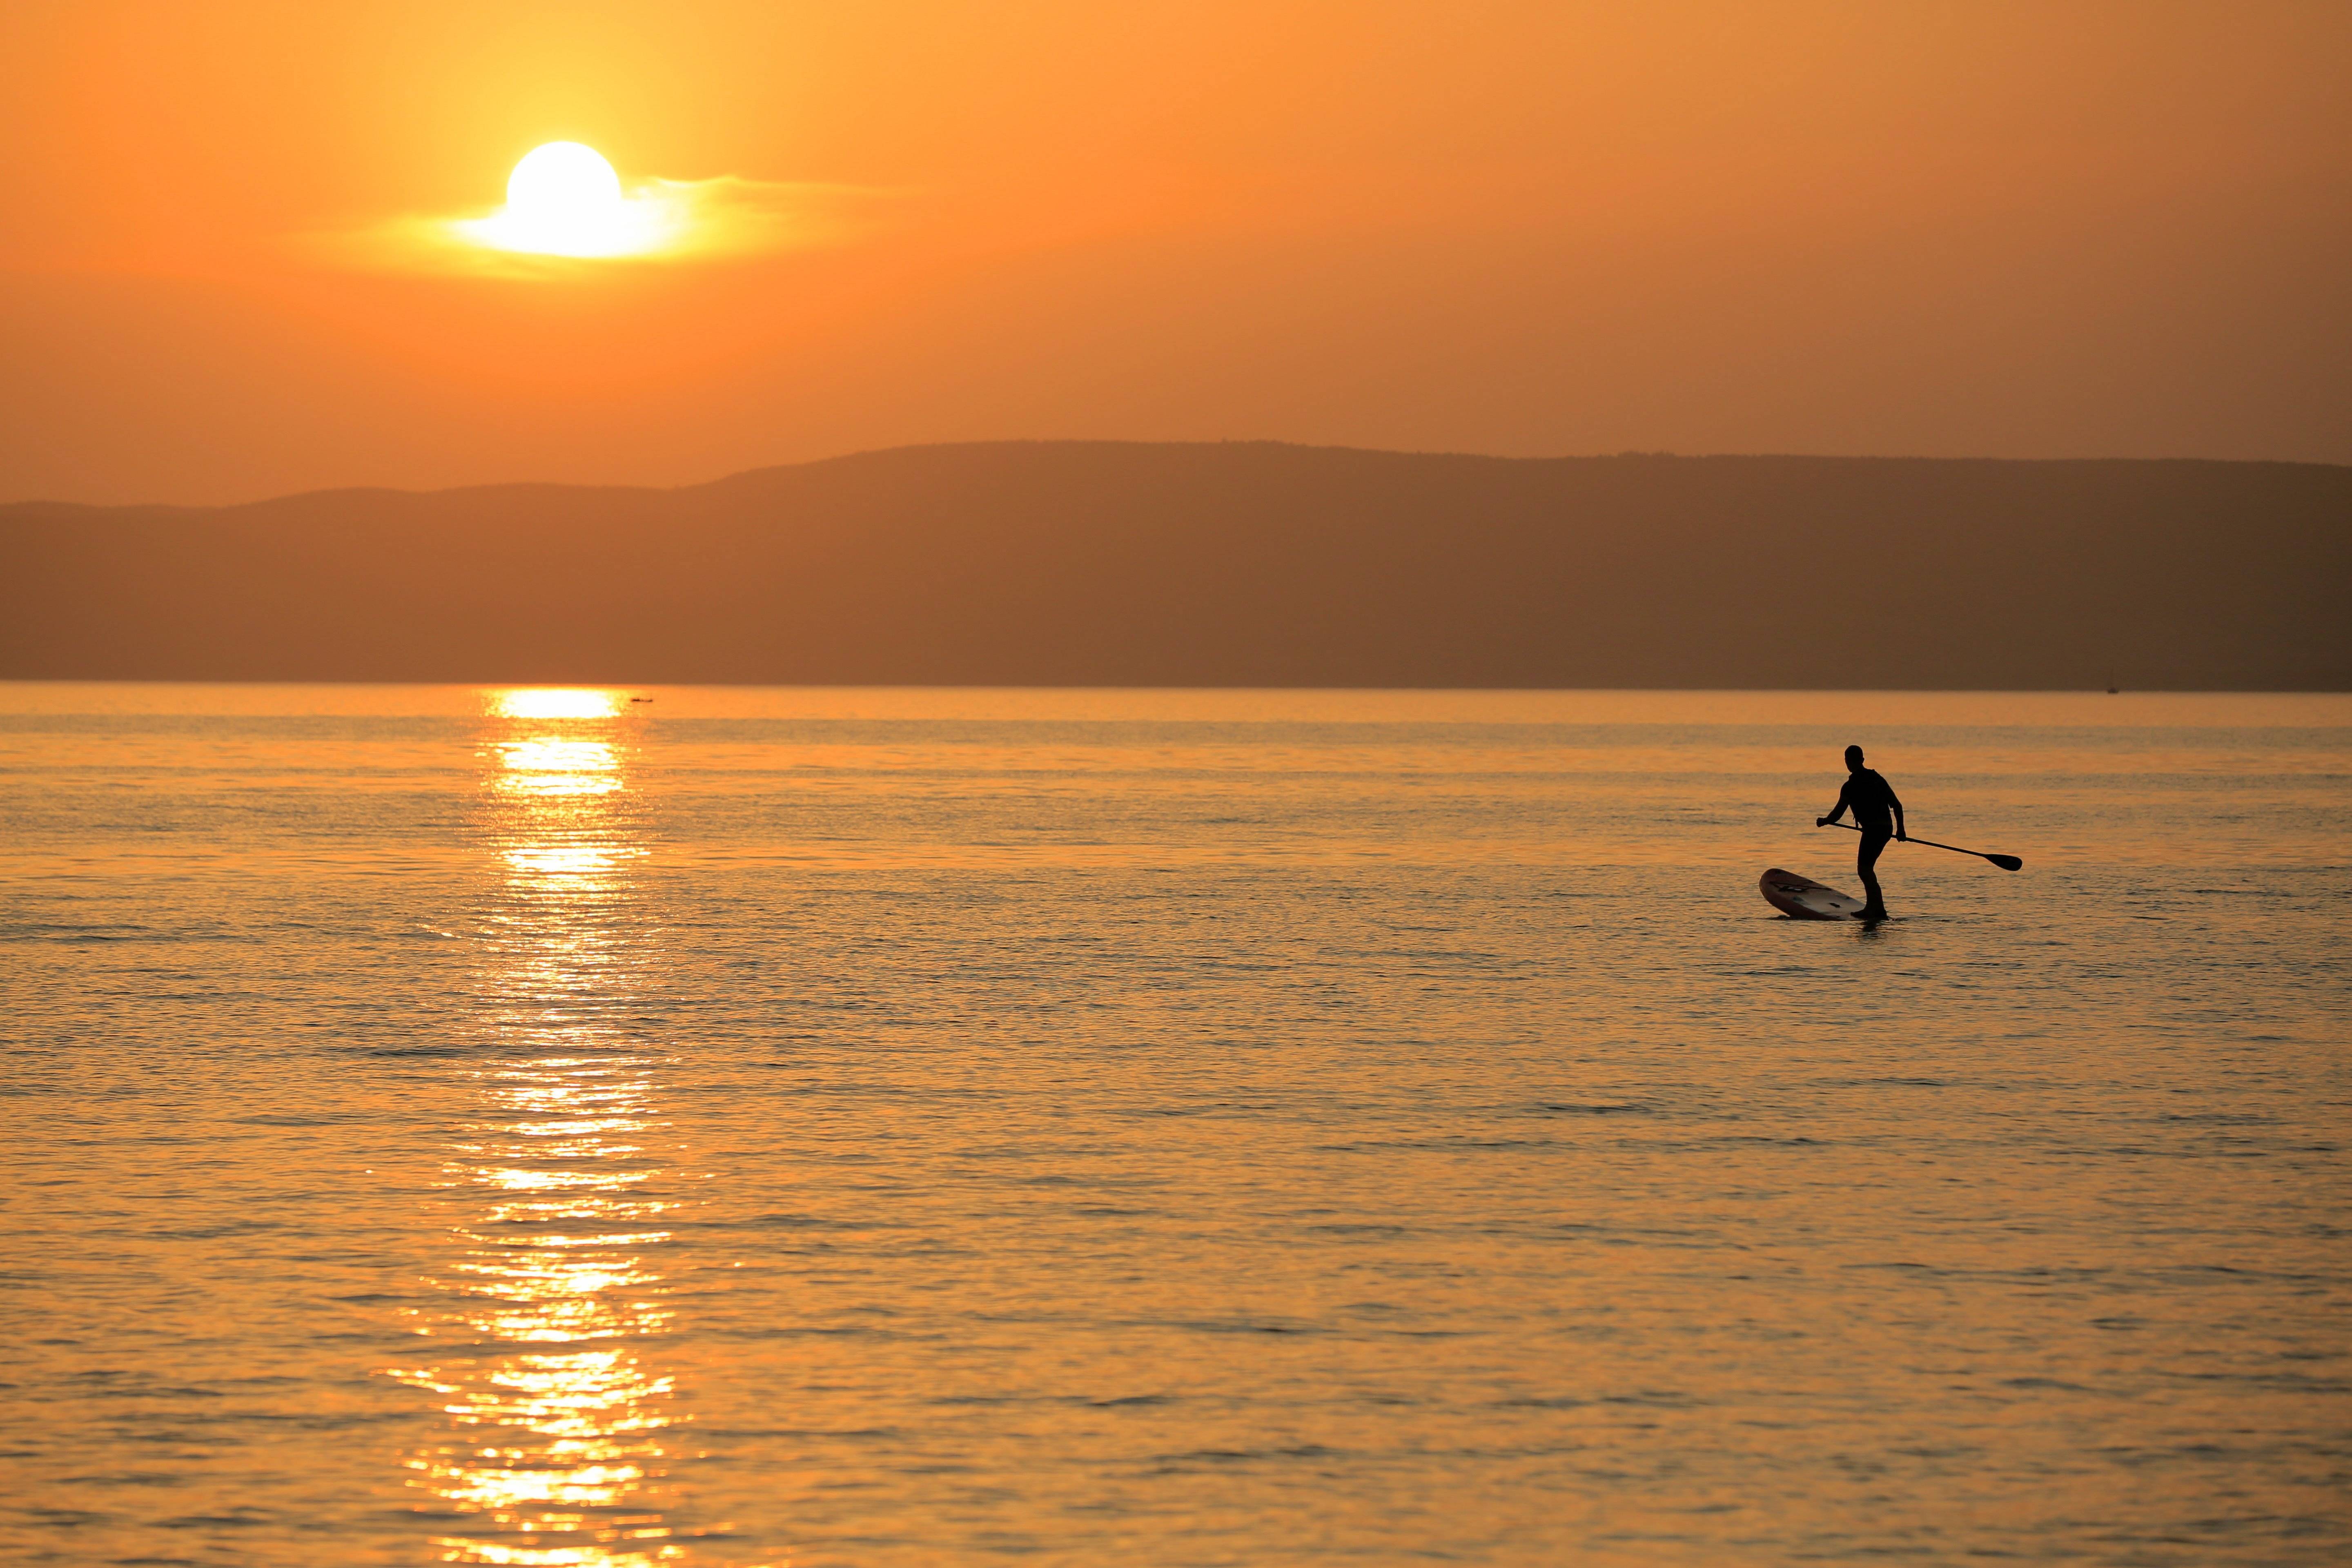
[1820, 819, 2023, 871]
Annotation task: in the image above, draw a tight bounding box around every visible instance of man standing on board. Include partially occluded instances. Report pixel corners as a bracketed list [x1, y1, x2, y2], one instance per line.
[1819, 745, 1906, 921]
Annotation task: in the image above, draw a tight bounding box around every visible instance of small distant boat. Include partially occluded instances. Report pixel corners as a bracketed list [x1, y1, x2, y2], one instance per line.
[2105, 667, 2119, 695]
[630, 697, 654, 703]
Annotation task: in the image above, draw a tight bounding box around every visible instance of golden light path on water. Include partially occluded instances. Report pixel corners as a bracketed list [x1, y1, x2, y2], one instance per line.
[386, 688, 702, 1567]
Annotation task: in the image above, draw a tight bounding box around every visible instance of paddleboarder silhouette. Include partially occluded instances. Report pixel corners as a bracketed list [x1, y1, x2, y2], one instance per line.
[1818, 744, 1905, 920]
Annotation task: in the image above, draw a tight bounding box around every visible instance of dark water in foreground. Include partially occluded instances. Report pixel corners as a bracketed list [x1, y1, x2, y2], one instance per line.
[3, 685, 2347, 1566]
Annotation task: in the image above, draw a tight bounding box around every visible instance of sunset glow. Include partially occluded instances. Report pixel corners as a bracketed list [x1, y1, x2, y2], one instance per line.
[4, 4, 2345, 499]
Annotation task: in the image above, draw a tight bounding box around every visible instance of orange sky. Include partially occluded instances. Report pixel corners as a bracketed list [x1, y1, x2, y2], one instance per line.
[4, 0, 2347, 503]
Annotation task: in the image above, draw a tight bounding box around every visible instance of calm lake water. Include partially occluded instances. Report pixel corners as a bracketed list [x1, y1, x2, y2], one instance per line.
[3, 684, 2347, 1567]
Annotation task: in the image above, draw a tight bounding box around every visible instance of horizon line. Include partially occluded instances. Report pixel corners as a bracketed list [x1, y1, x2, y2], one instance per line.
[3, 678, 2344, 697]
[9, 437, 2348, 513]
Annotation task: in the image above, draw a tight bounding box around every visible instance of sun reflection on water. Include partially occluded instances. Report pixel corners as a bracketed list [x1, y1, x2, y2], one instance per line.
[498, 740, 626, 795]
[494, 689, 625, 721]
[388, 690, 706, 1567]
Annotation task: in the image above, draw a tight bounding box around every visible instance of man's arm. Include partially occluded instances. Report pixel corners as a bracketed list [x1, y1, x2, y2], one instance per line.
[1889, 781, 1906, 840]
[1817, 781, 1851, 827]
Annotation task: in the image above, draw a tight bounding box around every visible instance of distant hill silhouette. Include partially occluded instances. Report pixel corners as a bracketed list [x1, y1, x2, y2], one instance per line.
[2, 442, 2345, 688]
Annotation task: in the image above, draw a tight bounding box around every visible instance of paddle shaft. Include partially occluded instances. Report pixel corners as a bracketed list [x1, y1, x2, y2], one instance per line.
[1821, 819, 2022, 871]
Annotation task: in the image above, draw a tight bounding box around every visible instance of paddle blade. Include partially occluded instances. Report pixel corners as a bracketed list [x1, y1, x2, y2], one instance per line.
[1987, 853, 2024, 871]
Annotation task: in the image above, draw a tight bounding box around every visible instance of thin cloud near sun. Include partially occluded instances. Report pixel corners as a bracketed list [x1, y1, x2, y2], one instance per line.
[326, 142, 889, 275]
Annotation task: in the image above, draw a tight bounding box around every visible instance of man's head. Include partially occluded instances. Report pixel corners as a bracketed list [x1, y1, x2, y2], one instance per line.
[1845, 744, 1866, 771]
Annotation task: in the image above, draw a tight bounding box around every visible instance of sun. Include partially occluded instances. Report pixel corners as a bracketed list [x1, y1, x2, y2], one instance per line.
[455, 142, 676, 258]
[508, 143, 623, 228]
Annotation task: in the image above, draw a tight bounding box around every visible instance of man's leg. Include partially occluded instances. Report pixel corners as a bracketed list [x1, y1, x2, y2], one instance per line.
[1856, 831, 1891, 918]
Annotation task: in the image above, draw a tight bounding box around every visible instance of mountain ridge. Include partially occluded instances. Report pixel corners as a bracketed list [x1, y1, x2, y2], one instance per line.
[4, 440, 2345, 689]
[11, 439, 2343, 517]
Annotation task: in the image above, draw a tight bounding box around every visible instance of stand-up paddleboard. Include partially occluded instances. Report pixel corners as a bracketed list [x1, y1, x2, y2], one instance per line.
[1760, 868, 1868, 920]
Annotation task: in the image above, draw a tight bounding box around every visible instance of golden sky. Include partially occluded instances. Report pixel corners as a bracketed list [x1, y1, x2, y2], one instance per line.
[4, 0, 2347, 503]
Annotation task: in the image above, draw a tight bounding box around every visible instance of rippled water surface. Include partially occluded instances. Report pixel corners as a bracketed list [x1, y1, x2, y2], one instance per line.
[3, 684, 2347, 1566]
